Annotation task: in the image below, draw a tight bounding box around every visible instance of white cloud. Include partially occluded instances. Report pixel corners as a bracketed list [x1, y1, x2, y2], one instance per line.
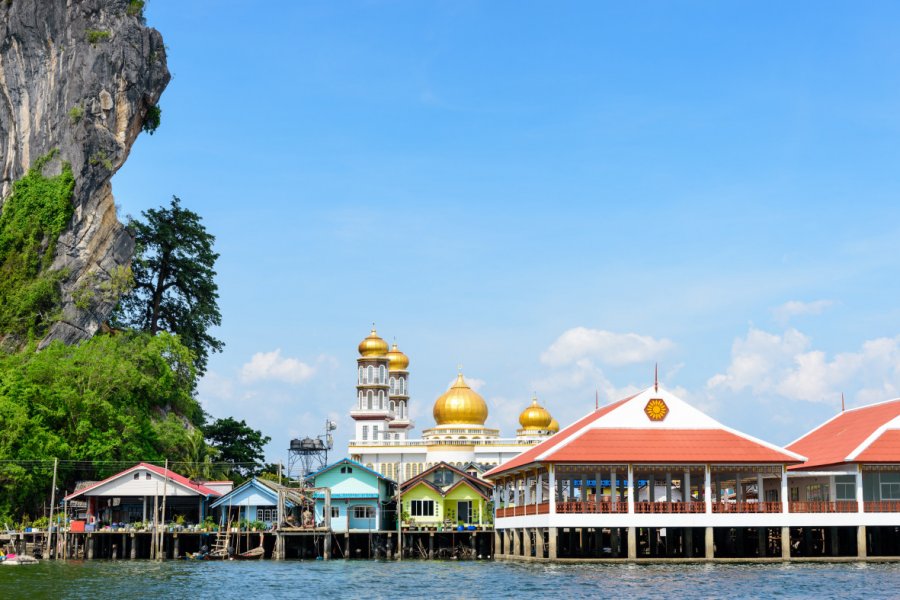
[540, 327, 674, 367]
[772, 299, 833, 325]
[708, 327, 900, 405]
[240, 349, 317, 384]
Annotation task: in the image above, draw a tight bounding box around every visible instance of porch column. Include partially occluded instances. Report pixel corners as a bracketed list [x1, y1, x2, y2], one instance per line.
[648, 473, 655, 502]
[666, 472, 672, 503]
[781, 467, 789, 513]
[855, 465, 864, 513]
[705, 527, 714, 559]
[524, 476, 531, 505]
[704, 466, 712, 513]
[684, 470, 691, 504]
[757, 473, 765, 511]
[610, 469, 617, 509]
[736, 472, 743, 503]
[513, 478, 520, 506]
[627, 465, 635, 514]
[548, 465, 556, 514]
[568, 477, 574, 500]
[595, 471, 602, 508]
[142, 496, 147, 523]
[536, 471, 543, 505]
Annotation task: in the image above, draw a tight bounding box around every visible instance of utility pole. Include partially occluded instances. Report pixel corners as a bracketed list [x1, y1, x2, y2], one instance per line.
[48, 457, 58, 559]
[159, 460, 169, 561]
[397, 458, 403, 561]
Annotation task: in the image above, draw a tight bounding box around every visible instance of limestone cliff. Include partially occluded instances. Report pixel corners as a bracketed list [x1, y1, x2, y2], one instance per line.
[0, 0, 169, 345]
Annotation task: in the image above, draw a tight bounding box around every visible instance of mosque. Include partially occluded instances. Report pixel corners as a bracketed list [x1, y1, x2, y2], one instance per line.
[348, 327, 558, 482]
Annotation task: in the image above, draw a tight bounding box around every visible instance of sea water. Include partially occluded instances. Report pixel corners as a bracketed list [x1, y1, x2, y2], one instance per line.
[1, 560, 899, 599]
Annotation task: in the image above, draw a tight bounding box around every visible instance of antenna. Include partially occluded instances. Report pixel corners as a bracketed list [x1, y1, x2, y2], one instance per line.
[595, 389, 599, 410]
[841, 392, 845, 412]
[654, 363, 659, 392]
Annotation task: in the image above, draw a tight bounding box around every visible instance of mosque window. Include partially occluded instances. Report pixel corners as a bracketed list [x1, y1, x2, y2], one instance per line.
[367, 391, 374, 409]
[389, 377, 395, 393]
[367, 365, 374, 383]
[358, 366, 363, 383]
[379, 365, 386, 381]
[390, 401, 396, 413]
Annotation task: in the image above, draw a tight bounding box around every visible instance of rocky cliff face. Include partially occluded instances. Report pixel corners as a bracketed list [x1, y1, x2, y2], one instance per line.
[0, 0, 169, 345]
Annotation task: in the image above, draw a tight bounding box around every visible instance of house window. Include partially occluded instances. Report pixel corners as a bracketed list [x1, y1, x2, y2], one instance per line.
[806, 483, 829, 502]
[353, 506, 375, 519]
[881, 473, 900, 500]
[331, 507, 340, 519]
[410, 500, 435, 517]
[362, 426, 368, 441]
[433, 469, 454, 485]
[256, 508, 276, 521]
[340, 466, 354, 474]
[790, 487, 799, 502]
[146, 473, 151, 480]
[133, 473, 140, 480]
[373, 425, 379, 439]
[835, 475, 856, 500]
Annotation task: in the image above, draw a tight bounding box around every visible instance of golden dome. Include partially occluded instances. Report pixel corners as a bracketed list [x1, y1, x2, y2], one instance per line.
[433, 373, 488, 426]
[358, 327, 389, 357]
[387, 343, 409, 371]
[548, 418, 560, 433]
[519, 395, 552, 430]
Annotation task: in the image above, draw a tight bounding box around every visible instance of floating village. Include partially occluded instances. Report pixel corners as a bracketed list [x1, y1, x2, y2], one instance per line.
[3, 327, 900, 565]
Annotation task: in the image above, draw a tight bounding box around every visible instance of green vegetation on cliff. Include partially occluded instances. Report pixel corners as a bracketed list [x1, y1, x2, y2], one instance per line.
[0, 151, 74, 341]
[0, 332, 203, 519]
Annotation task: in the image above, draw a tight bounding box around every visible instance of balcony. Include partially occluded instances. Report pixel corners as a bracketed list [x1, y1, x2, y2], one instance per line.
[788, 501, 858, 513]
[556, 501, 628, 514]
[863, 501, 900, 512]
[635, 501, 706, 514]
[712, 501, 783, 514]
[496, 503, 550, 518]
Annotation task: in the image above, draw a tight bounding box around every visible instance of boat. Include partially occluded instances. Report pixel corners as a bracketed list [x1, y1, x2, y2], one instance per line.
[0, 554, 38, 565]
[233, 545, 264, 560]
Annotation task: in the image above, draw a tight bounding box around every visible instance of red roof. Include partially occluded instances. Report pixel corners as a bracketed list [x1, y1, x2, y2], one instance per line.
[787, 400, 900, 470]
[854, 429, 900, 463]
[549, 429, 802, 464]
[483, 395, 634, 478]
[64, 463, 223, 501]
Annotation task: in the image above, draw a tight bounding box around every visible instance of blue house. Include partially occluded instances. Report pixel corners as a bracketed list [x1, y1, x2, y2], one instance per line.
[210, 478, 306, 529]
[308, 459, 396, 532]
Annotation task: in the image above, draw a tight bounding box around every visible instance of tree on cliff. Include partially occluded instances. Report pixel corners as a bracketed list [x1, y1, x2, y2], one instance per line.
[112, 196, 223, 375]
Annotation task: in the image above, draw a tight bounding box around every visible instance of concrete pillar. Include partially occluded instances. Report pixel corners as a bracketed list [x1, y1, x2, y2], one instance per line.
[781, 526, 791, 559]
[548, 527, 557, 560]
[275, 533, 284, 560]
[87, 535, 94, 560]
[704, 527, 714, 559]
[857, 526, 867, 558]
[830, 527, 839, 557]
[323, 533, 331, 560]
[523, 528, 532, 557]
[130, 534, 137, 559]
[428, 532, 434, 559]
[494, 530, 501, 557]
[535, 527, 545, 559]
[627, 527, 637, 559]
[758, 528, 767, 557]
[512, 528, 520, 556]
[173, 535, 179, 559]
[685, 527, 693, 558]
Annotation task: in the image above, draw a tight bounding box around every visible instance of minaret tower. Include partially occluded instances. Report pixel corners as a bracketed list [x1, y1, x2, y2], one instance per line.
[387, 342, 414, 439]
[351, 327, 392, 442]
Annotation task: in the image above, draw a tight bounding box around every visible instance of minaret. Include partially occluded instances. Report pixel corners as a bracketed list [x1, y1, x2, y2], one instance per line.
[351, 327, 392, 442]
[387, 342, 414, 439]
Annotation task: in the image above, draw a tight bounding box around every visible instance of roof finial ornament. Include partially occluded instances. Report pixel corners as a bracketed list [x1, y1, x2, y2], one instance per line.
[457, 363, 463, 375]
[654, 363, 659, 392]
[371, 321, 377, 333]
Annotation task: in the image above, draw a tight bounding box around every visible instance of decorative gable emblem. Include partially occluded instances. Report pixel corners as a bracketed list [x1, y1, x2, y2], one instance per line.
[644, 398, 668, 421]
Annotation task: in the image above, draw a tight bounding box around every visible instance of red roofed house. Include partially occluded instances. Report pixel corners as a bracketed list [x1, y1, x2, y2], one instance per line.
[64, 462, 232, 528]
[484, 385, 809, 561]
[786, 398, 900, 557]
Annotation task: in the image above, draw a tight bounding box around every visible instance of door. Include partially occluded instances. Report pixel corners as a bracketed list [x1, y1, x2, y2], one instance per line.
[457, 500, 471, 524]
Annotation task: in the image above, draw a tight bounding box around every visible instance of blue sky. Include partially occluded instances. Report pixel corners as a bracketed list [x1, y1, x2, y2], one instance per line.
[113, 1, 900, 461]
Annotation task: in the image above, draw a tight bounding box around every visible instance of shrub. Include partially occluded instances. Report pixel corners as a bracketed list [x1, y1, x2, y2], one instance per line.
[86, 30, 111, 44]
[68, 105, 83, 124]
[142, 105, 161, 135]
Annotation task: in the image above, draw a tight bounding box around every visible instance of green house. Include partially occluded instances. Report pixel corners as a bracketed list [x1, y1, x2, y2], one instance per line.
[400, 462, 493, 529]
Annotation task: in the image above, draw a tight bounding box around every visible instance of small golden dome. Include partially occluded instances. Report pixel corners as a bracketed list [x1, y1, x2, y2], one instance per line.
[387, 343, 409, 371]
[358, 327, 389, 357]
[548, 418, 560, 433]
[519, 395, 552, 430]
[433, 373, 488, 426]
